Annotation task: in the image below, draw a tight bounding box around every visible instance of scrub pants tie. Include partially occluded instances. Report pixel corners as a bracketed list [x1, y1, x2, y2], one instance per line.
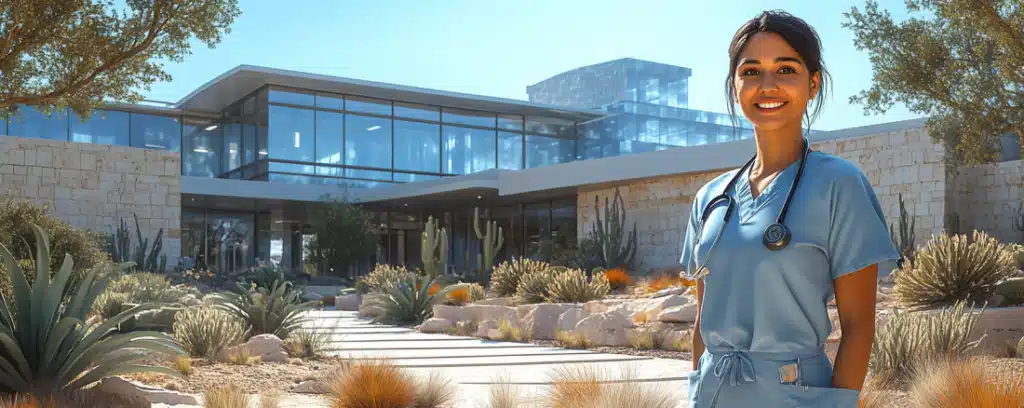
[707, 351, 756, 408]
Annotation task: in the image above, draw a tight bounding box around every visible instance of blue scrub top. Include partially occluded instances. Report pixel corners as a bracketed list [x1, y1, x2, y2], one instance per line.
[680, 151, 900, 356]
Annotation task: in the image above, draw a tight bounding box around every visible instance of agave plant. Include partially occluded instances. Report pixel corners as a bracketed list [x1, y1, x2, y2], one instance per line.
[0, 224, 184, 396]
[207, 279, 316, 340]
[363, 274, 466, 325]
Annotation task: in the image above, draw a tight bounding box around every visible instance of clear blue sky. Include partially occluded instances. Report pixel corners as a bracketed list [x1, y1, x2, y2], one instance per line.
[144, 0, 923, 131]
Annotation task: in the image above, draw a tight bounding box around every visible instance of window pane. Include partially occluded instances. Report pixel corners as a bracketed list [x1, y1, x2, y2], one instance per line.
[345, 114, 392, 170]
[498, 115, 523, 131]
[526, 117, 574, 136]
[394, 120, 440, 174]
[524, 203, 550, 256]
[498, 131, 522, 170]
[130, 113, 181, 152]
[182, 118, 221, 178]
[347, 96, 391, 116]
[315, 93, 345, 110]
[268, 89, 314, 106]
[71, 110, 129, 146]
[346, 167, 392, 182]
[394, 173, 440, 183]
[222, 123, 241, 173]
[268, 105, 315, 169]
[242, 124, 256, 164]
[315, 111, 344, 178]
[525, 134, 575, 169]
[442, 126, 496, 175]
[7, 106, 69, 141]
[443, 108, 496, 128]
[395, 102, 439, 121]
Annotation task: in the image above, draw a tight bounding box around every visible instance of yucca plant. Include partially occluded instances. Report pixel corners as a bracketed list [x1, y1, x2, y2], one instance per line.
[207, 280, 316, 340]
[362, 274, 466, 325]
[546, 267, 611, 303]
[514, 270, 556, 305]
[489, 257, 550, 298]
[0, 224, 184, 396]
[894, 231, 1018, 309]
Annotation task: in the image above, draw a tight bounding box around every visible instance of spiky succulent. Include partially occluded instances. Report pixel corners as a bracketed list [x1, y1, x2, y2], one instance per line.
[489, 257, 550, 298]
[546, 267, 610, 303]
[0, 224, 184, 395]
[207, 280, 317, 340]
[362, 274, 466, 325]
[515, 269, 556, 305]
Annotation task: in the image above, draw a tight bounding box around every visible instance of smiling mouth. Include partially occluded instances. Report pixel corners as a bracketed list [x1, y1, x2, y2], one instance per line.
[755, 101, 788, 111]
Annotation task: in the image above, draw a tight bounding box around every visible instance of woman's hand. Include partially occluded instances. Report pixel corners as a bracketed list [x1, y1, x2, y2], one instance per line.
[831, 263, 878, 390]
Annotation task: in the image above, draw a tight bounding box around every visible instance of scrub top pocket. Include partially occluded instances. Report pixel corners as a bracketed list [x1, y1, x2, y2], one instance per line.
[777, 383, 862, 408]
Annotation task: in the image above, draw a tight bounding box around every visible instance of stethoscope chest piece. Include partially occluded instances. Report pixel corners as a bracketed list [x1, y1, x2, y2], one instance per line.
[762, 222, 792, 251]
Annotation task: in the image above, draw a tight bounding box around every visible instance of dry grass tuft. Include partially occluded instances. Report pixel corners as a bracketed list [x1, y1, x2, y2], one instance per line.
[203, 383, 249, 408]
[328, 359, 416, 408]
[556, 330, 590, 349]
[413, 371, 457, 408]
[907, 357, 1024, 408]
[0, 390, 148, 408]
[543, 364, 678, 408]
[485, 373, 525, 408]
[628, 330, 655, 350]
[259, 392, 281, 408]
[226, 348, 261, 366]
[446, 320, 478, 337]
[0, 395, 57, 408]
[494, 320, 530, 343]
[171, 355, 193, 376]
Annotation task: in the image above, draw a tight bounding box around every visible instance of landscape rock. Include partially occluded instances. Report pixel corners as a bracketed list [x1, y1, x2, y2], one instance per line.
[518, 303, 580, 340]
[98, 377, 198, 406]
[475, 320, 499, 338]
[470, 305, 519, 325]
[335, 293, 362, 311]
[433, 304, 475, 323]
[474, 297, 515, 306]
[419, 318, 454, 333]
[652, 287, 687, 298]
[657, 302, 698, 323]
[219, 334, 289, 363]
[574, 312, 634, 347]
[292, 380, 330, 394]
[557, 308, 590, 333]
[637, 294, 691, 322]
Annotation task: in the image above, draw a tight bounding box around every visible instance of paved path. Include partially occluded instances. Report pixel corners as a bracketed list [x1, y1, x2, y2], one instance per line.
[298, 309, 695, 408]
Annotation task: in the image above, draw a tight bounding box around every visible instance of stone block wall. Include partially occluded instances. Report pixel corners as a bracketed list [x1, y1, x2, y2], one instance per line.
[0, 137, 181, 268]
[953, 159, 1024, 244]
[578, 125, 951, 272]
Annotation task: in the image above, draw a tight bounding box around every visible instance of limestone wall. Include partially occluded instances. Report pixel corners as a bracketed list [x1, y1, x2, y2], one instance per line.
[0, 137, 181, 268]
[578, 125, 950, 272]
[953, 160, 1024, 244]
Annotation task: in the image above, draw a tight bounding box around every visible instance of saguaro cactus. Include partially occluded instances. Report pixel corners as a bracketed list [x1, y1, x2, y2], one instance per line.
[421, 216, 448, 279]
[474, 207, 503, 274]
[593, 187, 637, 270]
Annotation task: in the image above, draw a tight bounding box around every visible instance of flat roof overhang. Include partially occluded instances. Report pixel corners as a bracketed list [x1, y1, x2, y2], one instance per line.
[174, 65, 606, 122]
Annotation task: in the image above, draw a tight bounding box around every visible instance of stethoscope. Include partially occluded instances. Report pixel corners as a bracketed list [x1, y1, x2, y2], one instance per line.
[685, 138, 810, 280]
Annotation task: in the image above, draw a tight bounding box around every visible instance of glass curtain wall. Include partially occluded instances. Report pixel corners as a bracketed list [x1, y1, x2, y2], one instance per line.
[180, 209, 260, 274]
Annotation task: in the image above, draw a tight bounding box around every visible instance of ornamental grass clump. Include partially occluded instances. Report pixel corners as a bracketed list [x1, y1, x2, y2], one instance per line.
[489, 257, 550, 298]
[894, 231, 1018, 309]
[546, 267, 610, 303]
[172, 305, 246, 360]
[514, 268, 556, 305]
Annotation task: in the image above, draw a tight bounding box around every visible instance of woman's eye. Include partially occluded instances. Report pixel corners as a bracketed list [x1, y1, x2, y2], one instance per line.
[779, 66, 797, 74]
[741, 68, 759, 76]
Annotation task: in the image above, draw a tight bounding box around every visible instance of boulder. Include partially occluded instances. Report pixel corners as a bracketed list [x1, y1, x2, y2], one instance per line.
[475, 320, 499, 339]
[419, 318, 454, 334]
[335, 293, 362, 311]
[98, 377, 197, 406]
[637, 294, 691, 322]
[293, 380, 330, 394]
[432, 304, 519, 326]
[574, 312, 634, 347]
[518, 304, 580, 340]
[433, 304, 476, 323]
[219, 334, 289, 363]
[474, 297, 516, 306]
[557, 308, 590, 333]
[652, 287, 687, 298]
[657, 302, 698, 323]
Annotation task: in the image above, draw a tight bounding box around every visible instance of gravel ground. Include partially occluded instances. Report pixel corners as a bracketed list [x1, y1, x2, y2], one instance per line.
[531, 339, 694, 362]
[123, 356, 347, 396]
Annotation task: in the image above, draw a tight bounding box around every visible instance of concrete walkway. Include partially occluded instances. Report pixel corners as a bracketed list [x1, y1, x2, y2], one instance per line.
[299, 309, 694, 408]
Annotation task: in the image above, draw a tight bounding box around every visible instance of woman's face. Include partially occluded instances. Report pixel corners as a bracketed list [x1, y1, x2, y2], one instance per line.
[732, 32, 820, 132]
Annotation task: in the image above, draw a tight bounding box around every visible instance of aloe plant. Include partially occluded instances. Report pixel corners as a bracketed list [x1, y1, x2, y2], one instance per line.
[0, 224, 184, 395]
[362, 274, 465, 325]
[207, 280, 317, 340]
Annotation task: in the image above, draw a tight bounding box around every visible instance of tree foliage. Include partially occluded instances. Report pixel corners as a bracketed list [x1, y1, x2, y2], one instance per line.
[843, 0, 1024, 165]
[305, 198, 379, 277]
[0, 0, 241, 117]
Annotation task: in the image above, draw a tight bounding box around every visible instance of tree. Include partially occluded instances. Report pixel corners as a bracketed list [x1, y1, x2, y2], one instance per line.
[843, 0, 1024, 166]
[0, 0, 241, 117]
[304, 197, 379, 279]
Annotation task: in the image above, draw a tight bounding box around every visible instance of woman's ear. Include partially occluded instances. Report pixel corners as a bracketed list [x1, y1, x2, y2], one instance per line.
[809, 71, 822, 100]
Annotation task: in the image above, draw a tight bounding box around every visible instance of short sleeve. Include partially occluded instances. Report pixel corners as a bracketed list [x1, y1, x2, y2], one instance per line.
[828, 171, 901, 281]
[679, 198, 701, 272]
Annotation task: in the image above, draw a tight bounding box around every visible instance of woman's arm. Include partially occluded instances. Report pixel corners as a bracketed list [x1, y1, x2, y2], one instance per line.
[691, 279, 705, 371]
[831, 263, 878, 390]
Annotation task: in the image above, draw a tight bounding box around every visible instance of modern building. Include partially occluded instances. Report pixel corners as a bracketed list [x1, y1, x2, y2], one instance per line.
[2, 61, 1022, 280]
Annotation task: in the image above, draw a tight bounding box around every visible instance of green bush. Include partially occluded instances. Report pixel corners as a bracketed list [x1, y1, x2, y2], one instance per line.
[0, 224, 183, 396]
[207, 280, 316, 340]
[546, 267, 610, 303]
[358, 264, 416, 294]
[489, 257, 550, 298]
[868, 301, 983, 389]
[93, 291, 132, 319]
[0, 198, 107, 304]
[172, 305, 247, 360]
[894, 231, 1018, 309]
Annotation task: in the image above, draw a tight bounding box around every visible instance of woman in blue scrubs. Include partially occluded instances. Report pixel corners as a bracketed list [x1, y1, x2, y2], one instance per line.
[681, 10, 900, 408]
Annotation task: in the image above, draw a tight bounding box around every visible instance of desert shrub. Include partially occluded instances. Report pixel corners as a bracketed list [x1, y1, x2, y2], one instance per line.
[361, 275, 465, 325]
[413, 372, 457, 408]
[546, 267, 610, 303]
[91, 272, 197, 319]
[907, 356, 1024, 408]
[0, 199, 107, 305]
[93, 291, 132, 319]
[208, 280, 316, 340]
[358, 264, 415, 294]
[203, 383, 248, 408]
[0, 224, 183, 397]
[894, 231, 1018, 309]
[328, 360, 415, 408]
[283, 329, 330, 359]
[514, 269, 555, 304]
[602, 267, 633, 290]
[489, 257, 550, 298]
[172, 305, 247, 360]
[868, 301, 983, 389]
[543, 365, 678, 408]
